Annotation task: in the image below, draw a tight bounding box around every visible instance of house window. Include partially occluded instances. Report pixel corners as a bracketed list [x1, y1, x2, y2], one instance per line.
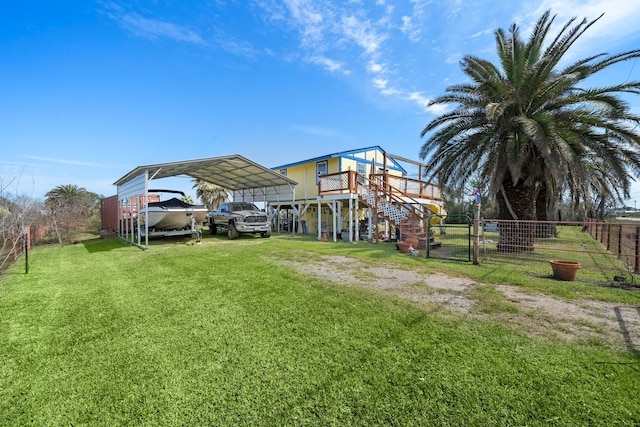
[316, 161, 328, 184]
[280, 169, 287, 177]
[356, 162, 366, 184]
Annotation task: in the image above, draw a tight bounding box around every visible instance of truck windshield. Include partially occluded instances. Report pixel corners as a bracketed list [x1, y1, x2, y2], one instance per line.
[232, 203, 259, 211]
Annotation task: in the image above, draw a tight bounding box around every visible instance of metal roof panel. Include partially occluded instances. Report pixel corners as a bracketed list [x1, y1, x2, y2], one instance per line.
[113, 154, 297, 190]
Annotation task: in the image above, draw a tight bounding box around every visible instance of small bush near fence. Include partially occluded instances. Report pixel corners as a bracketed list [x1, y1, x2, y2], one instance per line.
[476, 219, 640, 288]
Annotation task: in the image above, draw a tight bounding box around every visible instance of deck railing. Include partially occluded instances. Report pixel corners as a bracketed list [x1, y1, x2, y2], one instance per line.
[318, 171, 442, 201]
[317, 171, 356, 194]
[370, 174, 442, 201]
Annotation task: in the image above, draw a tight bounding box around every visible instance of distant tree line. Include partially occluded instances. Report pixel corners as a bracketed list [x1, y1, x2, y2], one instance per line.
[0, 182, 103, 271]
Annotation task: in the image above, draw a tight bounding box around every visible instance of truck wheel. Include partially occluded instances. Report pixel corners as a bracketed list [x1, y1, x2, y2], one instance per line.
[261, 230, 271, 238]
[209, 223, 217, 235]
[228, 223, 240, 240]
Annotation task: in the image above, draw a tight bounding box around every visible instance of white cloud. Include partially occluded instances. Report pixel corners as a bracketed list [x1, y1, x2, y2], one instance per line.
[520, 0, 640, 53]
[215, 37, 259, 58]
[367, 60, 384, 73]
[22, 156, 111, 168]
[470, 27, 494, 39]
[445, 53, 462, 65]
[372, 78, 388, 89]
[119, 13, 204, 44]
[259, 0, 510, 117]
[406, 91, 446, 114]
[372, 80, 442, 114]
[290, 125, 343, 138]
[281, 0, 328, 47]
[400, 0, 425, 42]
[381, 86, 400, 96]
[309, 56, 350, 74]
[341, 15, 385, 55]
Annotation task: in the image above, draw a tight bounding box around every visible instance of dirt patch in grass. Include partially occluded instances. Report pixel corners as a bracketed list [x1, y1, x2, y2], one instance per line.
[274, 254, 640, 351]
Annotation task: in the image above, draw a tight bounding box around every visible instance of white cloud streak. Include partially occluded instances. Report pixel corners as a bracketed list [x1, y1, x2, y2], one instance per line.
[309, 56, 350, 74]
[517, 0, 640, 55]
[290, 125, 344, 138]
[22, 156, 112, 168]
[102, 0, 640, 120]
[119, 13, 204, 44]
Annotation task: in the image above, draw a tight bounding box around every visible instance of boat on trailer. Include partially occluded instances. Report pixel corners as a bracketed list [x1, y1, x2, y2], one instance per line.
[139, 190, 208, 232]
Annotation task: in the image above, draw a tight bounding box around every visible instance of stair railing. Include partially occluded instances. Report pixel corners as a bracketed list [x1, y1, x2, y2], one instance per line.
[317, 170, 440, 246]
[355, 173, 437, 245]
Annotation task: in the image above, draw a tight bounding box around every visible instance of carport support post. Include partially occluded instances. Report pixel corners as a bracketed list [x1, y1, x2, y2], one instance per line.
[128, 197, 134, 243]
[137, 195, 142, 247]
[472, 201, 480, 265]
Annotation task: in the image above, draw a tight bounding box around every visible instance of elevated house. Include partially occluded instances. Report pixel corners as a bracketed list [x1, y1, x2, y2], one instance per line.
[269, 146, 444, 248]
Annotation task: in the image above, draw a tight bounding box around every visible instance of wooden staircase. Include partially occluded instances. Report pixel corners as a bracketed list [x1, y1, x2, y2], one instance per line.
[357, 176, 440, 250]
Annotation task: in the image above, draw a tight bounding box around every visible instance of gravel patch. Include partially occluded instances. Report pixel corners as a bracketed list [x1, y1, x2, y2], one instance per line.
[273, 253, 640, 351]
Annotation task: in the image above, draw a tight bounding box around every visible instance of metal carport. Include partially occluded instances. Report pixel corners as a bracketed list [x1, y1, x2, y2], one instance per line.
[113, 154, 298, 249]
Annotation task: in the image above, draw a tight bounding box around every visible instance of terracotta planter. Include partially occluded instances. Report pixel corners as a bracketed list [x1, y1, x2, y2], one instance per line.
[549, 260, 581, 281]
[397, 241, 411, 253]
[403, 237, 419, 248]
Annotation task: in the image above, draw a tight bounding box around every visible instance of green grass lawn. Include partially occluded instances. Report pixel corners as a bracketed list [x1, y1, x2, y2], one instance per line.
[1, 235, 639, 425]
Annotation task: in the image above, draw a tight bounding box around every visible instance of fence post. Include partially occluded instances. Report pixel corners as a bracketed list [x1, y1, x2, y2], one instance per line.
[472, 202, 480, 265]
[635, 226, 640, 273]
[606, 223, 611, 250]
[23, 232, 28, 274]
[618, 225, 623, 258]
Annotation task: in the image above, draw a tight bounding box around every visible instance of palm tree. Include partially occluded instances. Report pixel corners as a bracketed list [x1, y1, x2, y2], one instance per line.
[181, 195, 195, 205]
[420, 10, 640, 250]
[192, 179, 229, 211]
[45, 184, 97, 243]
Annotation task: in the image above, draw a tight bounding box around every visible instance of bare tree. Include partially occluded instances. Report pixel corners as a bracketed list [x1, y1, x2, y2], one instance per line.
[0, 178, 43, 271]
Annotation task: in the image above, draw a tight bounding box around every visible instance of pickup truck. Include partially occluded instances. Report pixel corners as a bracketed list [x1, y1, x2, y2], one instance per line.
[208, 202, 271, 239]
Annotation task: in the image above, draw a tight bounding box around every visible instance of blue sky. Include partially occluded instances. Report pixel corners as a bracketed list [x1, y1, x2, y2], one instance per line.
[2, 0, 640, 204]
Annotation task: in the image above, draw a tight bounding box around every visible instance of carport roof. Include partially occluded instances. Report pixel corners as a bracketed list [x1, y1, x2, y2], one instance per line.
[113, 154, 297, 190]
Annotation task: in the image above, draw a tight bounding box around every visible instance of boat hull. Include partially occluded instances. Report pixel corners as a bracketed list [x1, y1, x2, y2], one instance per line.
[139, 198, 208, 231]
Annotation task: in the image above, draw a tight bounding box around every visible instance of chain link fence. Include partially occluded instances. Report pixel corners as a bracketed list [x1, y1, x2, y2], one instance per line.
[474, 219, 639, 287]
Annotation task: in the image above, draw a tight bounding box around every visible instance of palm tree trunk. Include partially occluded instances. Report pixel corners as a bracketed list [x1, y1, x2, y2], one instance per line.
[496, 175, 536, 252]
[535, 182, 557, 238]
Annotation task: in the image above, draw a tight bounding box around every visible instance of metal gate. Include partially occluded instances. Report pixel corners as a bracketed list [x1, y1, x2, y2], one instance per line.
[426, 214, 472, 261]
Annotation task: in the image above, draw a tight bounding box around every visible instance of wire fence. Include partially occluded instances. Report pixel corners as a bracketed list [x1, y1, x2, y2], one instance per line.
[5, 216, 639, 288]
[0, 224, 51, 274]
[427, 217, 472, 261]
[474, 219, 640, 287]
